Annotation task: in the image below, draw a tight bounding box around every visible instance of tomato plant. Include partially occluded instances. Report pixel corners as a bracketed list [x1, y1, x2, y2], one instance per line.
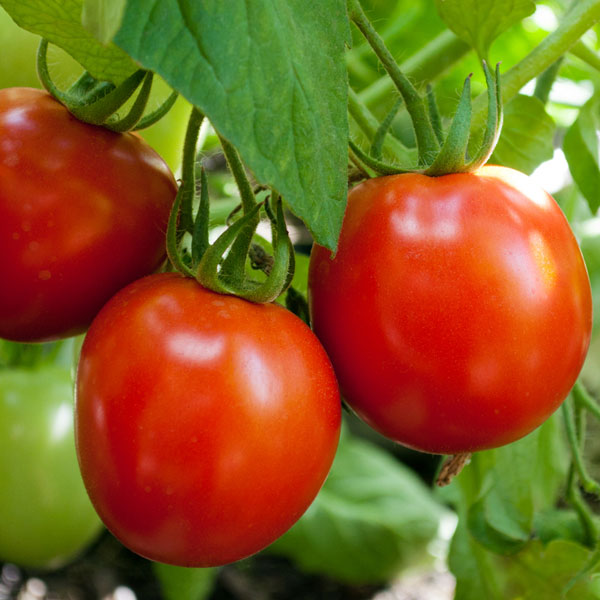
[0, 87, 177, 343]
[0, 364, 102, 569]
[309, 166, 593, 454]
[75, 273, 341, 567]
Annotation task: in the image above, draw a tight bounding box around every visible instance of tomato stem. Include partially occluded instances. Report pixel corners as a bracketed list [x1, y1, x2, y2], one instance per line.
[565, 465, 598, 547]
[190, 168, 210, 267]
[348, 88, 415, 164]
[436, 453, 471, 487]
[218, 134, 257, 215]
[370, 98, 403, 160]
[425, 85, 444, 146]
[105, 71, 154, 133]
[166, 106, 205, 277]
[35, 38, 178, 132]
[180, 107, 205, 234]
[358, 30, 470, 109]
[134, 90, 179, 131]
[424, 74, 472, 176]
[562, 395, 600, 497]
[347, 0, 440, 166]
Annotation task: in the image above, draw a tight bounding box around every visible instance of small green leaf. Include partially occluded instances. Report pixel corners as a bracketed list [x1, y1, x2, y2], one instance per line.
[533, 509, 591, 546]
[503, 540, 600, 599]
[81, 0, 126, 44]
[152, 563, 217, 600]
[490, 94, 555, 174]
[268, 429, 442, 584]
[564, 96, 600, 214]
[113, 0, 349, 250]
[0, 0, 136, 83]
[467, 494, 529, 555]
[435, 0, 535, 60]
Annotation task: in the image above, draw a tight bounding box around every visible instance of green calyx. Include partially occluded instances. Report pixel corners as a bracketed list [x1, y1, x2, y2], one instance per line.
[36, 39, 177, 132]
[350, 62, 502, 177]
[347, 0, 503, 177]
[167, 108, 295, 304]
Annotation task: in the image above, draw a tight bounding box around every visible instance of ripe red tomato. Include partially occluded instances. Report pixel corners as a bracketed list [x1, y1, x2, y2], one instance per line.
[0, 87, 177, 343]
[308, 166, 592, 454]
[75, 273, 341, 567]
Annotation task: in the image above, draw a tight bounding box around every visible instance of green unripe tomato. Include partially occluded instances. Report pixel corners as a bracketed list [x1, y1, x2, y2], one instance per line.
[0, 366, 102, 569]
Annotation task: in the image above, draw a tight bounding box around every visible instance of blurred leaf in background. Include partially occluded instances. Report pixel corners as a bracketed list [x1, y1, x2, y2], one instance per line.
[269, 426, 445, 584]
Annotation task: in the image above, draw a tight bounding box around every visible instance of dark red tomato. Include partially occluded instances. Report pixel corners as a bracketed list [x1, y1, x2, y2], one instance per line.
[0, 87, 176, 343]
[309, 166, 592, 454]
[75, 273, 341, 567]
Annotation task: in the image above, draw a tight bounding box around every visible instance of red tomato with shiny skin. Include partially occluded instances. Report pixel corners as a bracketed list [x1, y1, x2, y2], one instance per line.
[0, 87, 176, 343]
[308, 166, 592, 454]
[75, 273, 341, 567]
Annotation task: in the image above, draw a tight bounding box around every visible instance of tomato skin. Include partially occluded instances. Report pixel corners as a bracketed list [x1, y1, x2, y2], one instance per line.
[0, 365, 102, 569]
[75, 273, 341, 567]
[308, 166, 592, 454]
[0, 87, 177, 343]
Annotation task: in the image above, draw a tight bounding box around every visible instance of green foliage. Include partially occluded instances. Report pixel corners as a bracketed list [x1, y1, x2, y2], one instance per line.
[442, 415, 585, 598]
[152, 563, 218, 600]
[435, 0, 536, 60]
[490, 94, 556, 174]
[0, 0, 136, 83]
[268, 428, 443, 584]
[451, 526, 600, 600]
[112, 0, 350, 251]
[81, 0, 126, 44]
[564, 95, 600, 214]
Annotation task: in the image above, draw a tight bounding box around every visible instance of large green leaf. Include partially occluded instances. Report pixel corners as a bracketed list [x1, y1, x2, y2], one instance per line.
[0, 0, 136, 83]
[490, 94, 555, 174]
[81, 0, 126, 44]
[268, 428, 443, 584]
[435, 0, 536, 60]
[113, 0, 349, 251]
[564, 95, 600, 214]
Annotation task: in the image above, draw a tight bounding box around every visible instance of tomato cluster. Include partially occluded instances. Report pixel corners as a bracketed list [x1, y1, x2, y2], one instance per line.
[308, 167, 592, 454]
[1, 81, 592, 571]
[0, 87, 342, 568]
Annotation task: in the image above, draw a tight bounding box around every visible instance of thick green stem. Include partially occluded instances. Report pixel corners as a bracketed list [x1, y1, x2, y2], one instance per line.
[359, 30, 470, 107]
[348, 0, 439, 165]
[359, 30, 470, 106]
[471, 0, 600, 130]
[218, 134, 256, 214]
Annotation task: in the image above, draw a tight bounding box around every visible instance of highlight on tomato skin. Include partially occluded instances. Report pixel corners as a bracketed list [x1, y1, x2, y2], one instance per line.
[308, 165, 592, 455]
[75, 273, 342, 567]
[0, 87, 177, 343]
